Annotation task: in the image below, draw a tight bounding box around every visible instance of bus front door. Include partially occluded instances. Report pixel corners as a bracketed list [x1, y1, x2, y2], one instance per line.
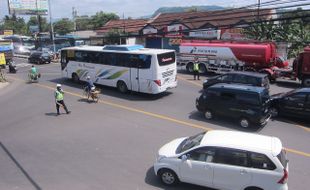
[130, 67, 140, 92]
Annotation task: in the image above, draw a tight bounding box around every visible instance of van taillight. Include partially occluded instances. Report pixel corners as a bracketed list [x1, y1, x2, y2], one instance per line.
[278, 169, 288, 184]
[154, 80, 161, 86]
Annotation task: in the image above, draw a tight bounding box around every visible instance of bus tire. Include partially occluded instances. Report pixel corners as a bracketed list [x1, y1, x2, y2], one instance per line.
[117, 81, 128, 93]
[186, 62, 194, 73]
[72, 73, 80, 83]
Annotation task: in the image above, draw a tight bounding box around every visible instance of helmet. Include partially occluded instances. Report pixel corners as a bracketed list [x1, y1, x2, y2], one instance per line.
[56, 84, 61, 87]
[86, 76, 90, 80]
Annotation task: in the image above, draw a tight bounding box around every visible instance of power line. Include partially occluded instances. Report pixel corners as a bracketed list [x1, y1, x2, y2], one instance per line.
[96, 0, 310, 31]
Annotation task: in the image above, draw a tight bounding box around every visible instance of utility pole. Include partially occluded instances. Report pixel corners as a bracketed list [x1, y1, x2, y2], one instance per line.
[72, 7, 77, 31]
[257, 0, 261, 20]
[48, 0, 56, 53]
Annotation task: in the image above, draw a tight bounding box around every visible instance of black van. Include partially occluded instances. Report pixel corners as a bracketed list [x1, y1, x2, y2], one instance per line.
[203, 71, 270, 90]
[196, 84, 271, 128]
[270, 88, 310, 119]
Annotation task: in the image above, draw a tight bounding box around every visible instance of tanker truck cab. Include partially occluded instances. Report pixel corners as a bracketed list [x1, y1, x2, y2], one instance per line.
[275, 49, 310, 87]
[297, 51, 310, 87]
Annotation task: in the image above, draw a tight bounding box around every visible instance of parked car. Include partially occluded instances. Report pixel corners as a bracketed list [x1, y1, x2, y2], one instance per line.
[270, 88, 310, 118]
[28, 51, 51, 64]
[196, 83, 271, 128]
[154, 130, 289, 190]
[203, 71, 270, 90]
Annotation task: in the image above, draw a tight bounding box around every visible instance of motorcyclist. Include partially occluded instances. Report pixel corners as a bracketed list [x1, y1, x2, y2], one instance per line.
[86, 76, 95, 96]
[29, 65, 38, 80]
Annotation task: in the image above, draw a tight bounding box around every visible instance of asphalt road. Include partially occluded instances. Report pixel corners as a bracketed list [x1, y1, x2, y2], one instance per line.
[0, 57, 309, 190]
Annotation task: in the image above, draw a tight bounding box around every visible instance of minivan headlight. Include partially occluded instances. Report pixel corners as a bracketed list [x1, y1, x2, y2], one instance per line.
[157, 155, 166, 162]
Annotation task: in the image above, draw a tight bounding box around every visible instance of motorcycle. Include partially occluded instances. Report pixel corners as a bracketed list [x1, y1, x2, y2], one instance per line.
[28, 72, 41, 83]
[8, 61, 17, 73]
[83, 86, 101, 102]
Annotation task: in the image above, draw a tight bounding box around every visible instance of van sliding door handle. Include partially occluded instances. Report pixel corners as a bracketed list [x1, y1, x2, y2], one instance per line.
[240, 169, 248, 175]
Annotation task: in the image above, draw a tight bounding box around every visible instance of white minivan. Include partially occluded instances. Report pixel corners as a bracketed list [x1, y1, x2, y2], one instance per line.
[154, 130, 289, 190]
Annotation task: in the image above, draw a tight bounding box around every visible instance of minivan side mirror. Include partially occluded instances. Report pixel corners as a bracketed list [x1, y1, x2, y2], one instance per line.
[181, 155, 188, 161]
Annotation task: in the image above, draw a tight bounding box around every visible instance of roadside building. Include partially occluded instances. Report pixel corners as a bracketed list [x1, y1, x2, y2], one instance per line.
[95, 19, 148, 46]
[94, 8, 277, 52]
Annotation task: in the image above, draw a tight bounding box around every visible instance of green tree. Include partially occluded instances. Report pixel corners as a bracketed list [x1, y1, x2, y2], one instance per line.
[75, 15, 94, 31]
[27, 16, 49, 33]
[1, 14, 27, 35]
[91, 11, 119, 29]
[243, 8, 310, 58]
[53, 18, 74, 35]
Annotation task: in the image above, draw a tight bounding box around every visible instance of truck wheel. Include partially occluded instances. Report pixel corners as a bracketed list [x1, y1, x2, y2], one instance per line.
[199, 63, 207, 74]
[302, 78, 310, 87]
[186, 62, 194, 73]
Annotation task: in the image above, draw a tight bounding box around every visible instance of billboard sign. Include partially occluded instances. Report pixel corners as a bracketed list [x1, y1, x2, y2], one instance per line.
[8, 0, 49, 15]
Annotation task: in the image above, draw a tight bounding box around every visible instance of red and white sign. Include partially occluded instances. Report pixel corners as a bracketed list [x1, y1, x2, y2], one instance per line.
[189, 30, 220, 39]
[167, 24, 187, 32]
[221, 28, 247, 40]
[143, 26, 158, 35]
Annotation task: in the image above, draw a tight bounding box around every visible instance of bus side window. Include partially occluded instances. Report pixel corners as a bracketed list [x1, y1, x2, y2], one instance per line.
[98, 52, 106, 65]
[117, 54, 130, 67]
[105, 53, 116, 66]
[138, 55, 151, 69]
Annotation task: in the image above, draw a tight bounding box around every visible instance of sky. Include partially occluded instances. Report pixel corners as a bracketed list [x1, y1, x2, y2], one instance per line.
[0, 0, 308, 20]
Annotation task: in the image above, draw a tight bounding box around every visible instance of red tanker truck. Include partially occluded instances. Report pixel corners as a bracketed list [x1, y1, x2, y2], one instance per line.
[275, 47, 310, 87]
[178, 42, 289, 80]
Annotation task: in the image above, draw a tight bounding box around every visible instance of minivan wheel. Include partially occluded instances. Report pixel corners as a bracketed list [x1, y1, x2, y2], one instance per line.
[245, 187, 263, 190]
[204, 110, 213, 120]
[159, 169, 179, 186]
[270, 107, 279, 117]
[240, 118, 250, 128]
[302, 78, 310, 87]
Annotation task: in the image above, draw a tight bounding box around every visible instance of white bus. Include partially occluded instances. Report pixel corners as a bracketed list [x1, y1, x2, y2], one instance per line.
[60, 45, 177, 94]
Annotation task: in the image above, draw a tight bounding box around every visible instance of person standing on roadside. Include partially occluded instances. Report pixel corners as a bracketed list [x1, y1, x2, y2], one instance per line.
[55, 84, 71, 115]
[193, 56, 200, 80]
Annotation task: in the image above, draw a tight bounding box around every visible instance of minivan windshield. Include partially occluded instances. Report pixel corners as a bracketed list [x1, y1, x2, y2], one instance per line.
[176, 132, 206, 154]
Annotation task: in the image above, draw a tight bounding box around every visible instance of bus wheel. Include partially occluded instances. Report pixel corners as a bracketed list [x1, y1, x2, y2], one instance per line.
[72, 73, 80, 83]
[186, 62, 194, 73]
[117, 81, 128, 93]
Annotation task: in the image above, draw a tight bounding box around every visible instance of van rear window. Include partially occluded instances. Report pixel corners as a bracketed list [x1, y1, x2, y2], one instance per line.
[157, 52, 175, 66]
[277, 149, 288, 168]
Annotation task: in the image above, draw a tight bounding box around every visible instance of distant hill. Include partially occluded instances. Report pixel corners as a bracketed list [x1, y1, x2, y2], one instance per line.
[151, 5, 225, 17]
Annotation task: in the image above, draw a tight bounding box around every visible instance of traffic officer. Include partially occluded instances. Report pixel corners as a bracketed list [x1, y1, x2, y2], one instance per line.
[55, 84, 70, 115]
[193, 56, 200, 80]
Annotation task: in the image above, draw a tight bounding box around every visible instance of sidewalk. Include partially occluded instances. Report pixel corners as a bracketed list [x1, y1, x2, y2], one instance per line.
[0, 82, 9, 89]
